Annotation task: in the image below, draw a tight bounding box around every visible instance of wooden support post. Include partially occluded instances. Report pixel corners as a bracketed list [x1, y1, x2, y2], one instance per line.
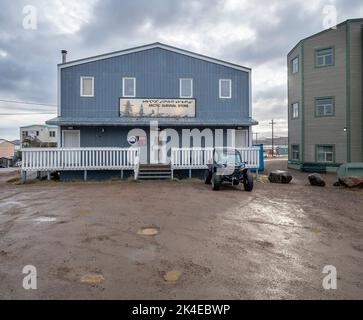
[171, 169, 174, 180]
[189, 169, 192, 179]
[47, 171, 51, 181]
[84, 170, 87, 181]
[255, 169, 259, 181]
[121, 170, 124, 180]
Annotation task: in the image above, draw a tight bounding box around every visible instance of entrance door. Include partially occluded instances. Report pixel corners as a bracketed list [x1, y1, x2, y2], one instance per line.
[63, 130, 80, 148]
[235, 130, 248, 148]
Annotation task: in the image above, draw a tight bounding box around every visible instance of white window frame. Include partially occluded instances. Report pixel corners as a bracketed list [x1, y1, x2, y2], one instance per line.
[315, 48, 334, 67]
[179, 78, 193, 98]
[315, 97, 334, 117]
[292, 57, 299, 74]
[80, 76, 94, 97]
[292, 102, 299, 119]
[219, 79, 232, 99]
[317, 145, 334, 163]
[123, 77, 136, 98]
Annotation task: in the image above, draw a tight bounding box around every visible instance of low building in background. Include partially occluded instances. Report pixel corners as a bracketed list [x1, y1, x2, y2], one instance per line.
[0, 139, 15, 167]
[20, 124, 58, 148]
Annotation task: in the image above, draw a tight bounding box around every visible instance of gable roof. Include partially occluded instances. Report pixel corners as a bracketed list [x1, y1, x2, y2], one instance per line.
[58, 42, 251, 72]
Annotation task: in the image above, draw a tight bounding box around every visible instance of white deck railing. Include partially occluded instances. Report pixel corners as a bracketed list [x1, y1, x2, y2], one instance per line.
[171, 148, 214, 169]
[22, 148, 140, 172]
[171, 147, 260, 170]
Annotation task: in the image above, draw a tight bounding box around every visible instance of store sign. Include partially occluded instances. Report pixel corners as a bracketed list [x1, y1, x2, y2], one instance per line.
[120, 98, 195, 118]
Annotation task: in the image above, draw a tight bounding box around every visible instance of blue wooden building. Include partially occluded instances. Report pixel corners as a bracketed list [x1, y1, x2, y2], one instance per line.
[22, 43, 259, 180]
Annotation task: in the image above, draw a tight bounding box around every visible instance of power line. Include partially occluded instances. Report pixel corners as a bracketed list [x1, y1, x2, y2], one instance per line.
[0, 99, 57, 107]
[0, 112, 56, 115]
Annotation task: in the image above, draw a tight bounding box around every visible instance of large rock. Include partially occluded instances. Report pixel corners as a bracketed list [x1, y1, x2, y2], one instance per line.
[268, 170, 293, 184]
[308, 173, 326, 187]
[338, 176, 363, 188]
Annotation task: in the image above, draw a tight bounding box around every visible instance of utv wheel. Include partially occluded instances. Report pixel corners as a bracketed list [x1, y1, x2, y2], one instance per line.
[243, 173, 254, 192]
[211, 173, 221, 191]
[204, 170, 212, 184]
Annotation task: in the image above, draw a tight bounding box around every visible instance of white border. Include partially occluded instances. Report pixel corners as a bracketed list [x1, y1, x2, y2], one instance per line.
[219, 79, 232, 99]
[80, 76, 94, 97]
[122, 77, 136, 97]
[62, 130, 80, 148]
[179, 78, 193, 98]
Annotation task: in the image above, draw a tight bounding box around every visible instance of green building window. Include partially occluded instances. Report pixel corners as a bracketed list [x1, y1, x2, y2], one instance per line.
[315, 47, 334, 67]
[292, 57, 299, 74]
[315, 97, 334, 117]
[316, 145, 334, 163]
[291, 145, 300, 161]
[292, 102, 299, 119]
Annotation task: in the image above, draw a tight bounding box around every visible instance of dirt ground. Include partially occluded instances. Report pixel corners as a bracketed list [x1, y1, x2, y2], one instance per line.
[0, 160, 362, 300]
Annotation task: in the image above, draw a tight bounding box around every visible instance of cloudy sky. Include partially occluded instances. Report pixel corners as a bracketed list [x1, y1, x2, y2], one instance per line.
[1, 0, 363, 141]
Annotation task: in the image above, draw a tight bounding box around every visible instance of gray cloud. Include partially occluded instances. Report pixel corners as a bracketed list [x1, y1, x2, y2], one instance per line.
[1, 0, 363, 139]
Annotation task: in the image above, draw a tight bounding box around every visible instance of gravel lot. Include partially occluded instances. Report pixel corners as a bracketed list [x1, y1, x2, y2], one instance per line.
[0, 160, 362, 299]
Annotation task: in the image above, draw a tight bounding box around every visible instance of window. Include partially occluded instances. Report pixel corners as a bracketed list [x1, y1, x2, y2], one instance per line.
[123, 77, 136, 97]
[219, 79, 232, 99]
[317, 145, 334, 163]
[292, 102, 299, 119]
[49, 131, 56, 138]
[315, 97, 334, 117]
[292, 57, 299, 74]
[291, 145, 300, 161]
[36, 131, 39, 136]
[22, 131, 28, 137]
[80, 76, 94, 97]
[180, 78, 193, 98]
[315, 48, 334, 67]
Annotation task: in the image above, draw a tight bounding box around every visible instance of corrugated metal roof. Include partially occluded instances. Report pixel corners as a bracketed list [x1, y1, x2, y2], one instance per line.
[58, 42, 251, 72]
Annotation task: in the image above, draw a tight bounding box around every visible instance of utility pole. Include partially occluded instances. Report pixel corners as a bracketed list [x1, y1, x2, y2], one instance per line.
[269, 119, 276, 157]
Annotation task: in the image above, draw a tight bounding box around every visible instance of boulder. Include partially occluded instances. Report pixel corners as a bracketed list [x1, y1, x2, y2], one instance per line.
[308, 173, 326, 187]
[268, 170, 293, 184]
[338, 176, 363, 188]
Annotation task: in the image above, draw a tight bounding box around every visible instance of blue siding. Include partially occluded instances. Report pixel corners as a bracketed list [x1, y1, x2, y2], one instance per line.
[61, 48, 250, 122]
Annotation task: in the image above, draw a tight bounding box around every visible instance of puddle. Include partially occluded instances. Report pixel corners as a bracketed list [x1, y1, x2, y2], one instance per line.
[137, 227, 159, 236]
[164, 271, 182, 282]
[33, 217, 57, 223]
[80, 274, 105, 284]
[79, 208, 92, 216]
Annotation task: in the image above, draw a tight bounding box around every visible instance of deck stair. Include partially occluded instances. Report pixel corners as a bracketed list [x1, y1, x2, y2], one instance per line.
[138, 164, 172, 180]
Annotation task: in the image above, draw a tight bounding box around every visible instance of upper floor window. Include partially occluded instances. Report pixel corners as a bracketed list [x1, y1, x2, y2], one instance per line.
[292, 102, 299, 119]
[219, 79, 232, 99]
[180, 78, 193, 98]
[315, 47, 334, 67]
[123, 77, 136, 97]
[315, 97, 334, 117]
[316, 145, 334, 163]
[292, 57, 299, 74]
[80, 76, 94, 97]
[49, 131, 56, 138]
